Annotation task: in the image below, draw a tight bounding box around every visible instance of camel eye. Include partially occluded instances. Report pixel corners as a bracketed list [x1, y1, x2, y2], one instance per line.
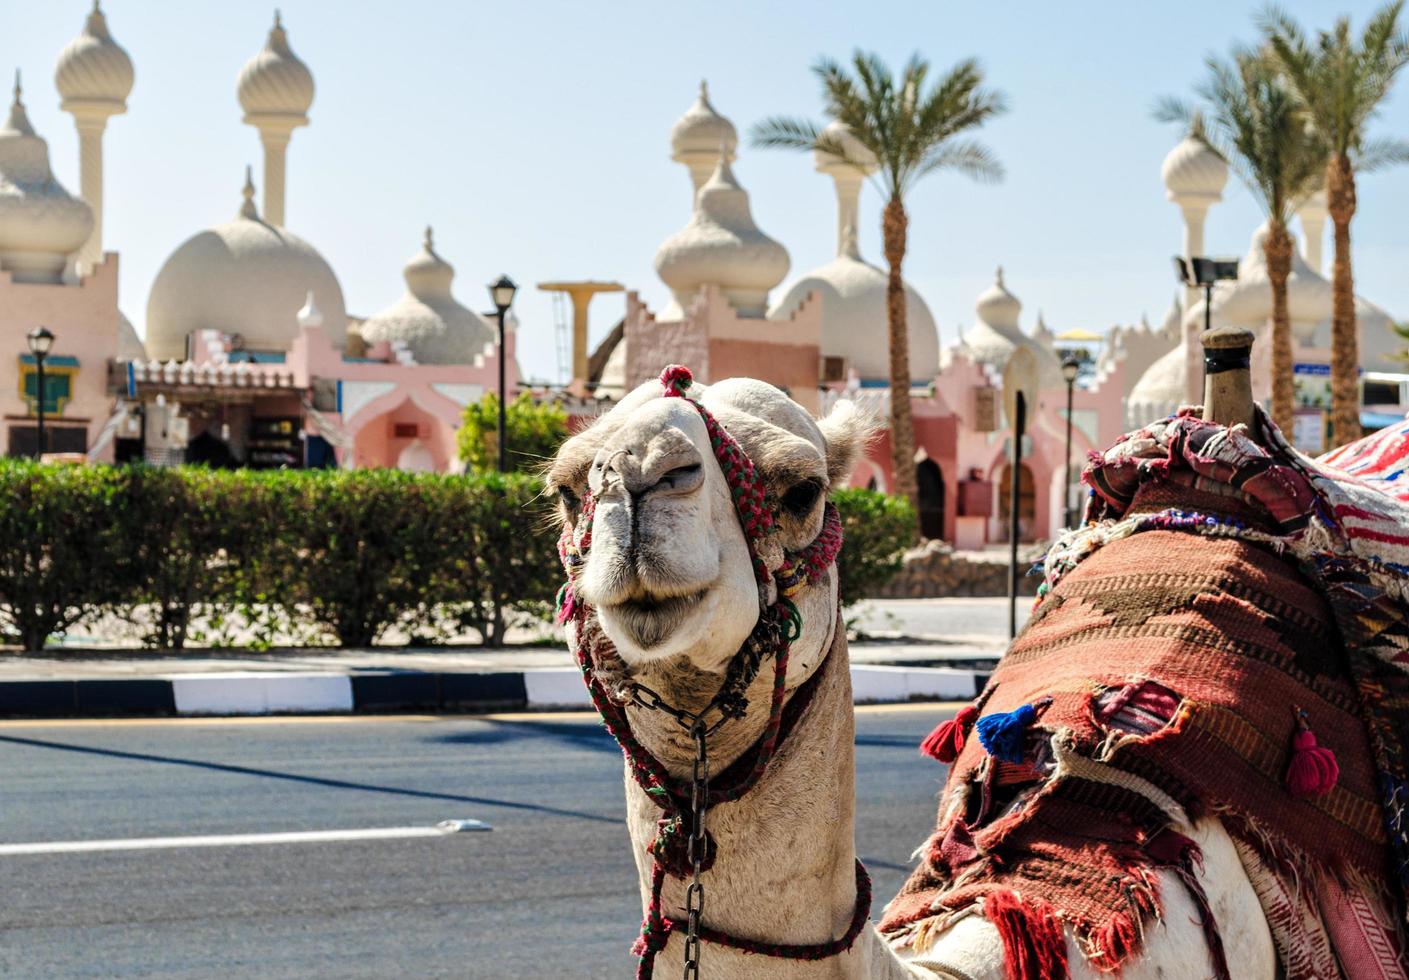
[557, 484, 581, 518]
[781, 479, 822, 517]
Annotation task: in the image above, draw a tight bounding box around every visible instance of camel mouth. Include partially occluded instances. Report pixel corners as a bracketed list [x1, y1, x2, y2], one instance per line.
[602, 588, 709, 650]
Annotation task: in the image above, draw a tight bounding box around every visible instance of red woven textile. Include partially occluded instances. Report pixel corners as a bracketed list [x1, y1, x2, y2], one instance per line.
[880, 530, 1392, 974]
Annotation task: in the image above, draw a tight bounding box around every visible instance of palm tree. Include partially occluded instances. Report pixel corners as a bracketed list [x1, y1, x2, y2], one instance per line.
[751, 52, 1006, 513]
[1261, 2, 1409, 447]
[1157, 49, 1326, 435]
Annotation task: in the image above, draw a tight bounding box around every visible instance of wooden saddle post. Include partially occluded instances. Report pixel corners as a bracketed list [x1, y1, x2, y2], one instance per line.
[1201, 326, 1258, 438]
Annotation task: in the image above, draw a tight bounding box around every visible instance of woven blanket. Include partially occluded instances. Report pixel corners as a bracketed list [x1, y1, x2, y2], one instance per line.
[881, 409, 1409, 979]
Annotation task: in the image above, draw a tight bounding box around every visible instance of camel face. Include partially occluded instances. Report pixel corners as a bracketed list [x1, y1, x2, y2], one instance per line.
[549, 375, 872, 674]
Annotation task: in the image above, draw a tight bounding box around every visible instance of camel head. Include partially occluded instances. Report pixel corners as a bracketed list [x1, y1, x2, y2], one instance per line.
[548, 373, 873, 679]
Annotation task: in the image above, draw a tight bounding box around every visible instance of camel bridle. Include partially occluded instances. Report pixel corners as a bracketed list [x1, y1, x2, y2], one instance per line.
[556, 365, 868, 979]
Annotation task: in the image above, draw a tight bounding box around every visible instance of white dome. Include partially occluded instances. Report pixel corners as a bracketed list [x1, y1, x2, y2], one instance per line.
[359, 227, 495, 365]
[1215, 223, 1333, 341]
[145, 171, 345, 360]
[1162, 135, 1227, 202]
[960, 268, 1062, 387]
[814, 120, 876, 176]
[117, 310, 146, 360]
[1126, 343, 1187, 429]
[237, 11, 314, 122]
[655, 156, 789, 317]
[55, 2, 134, 110]
[1354, 296, 1400, 367]
[0, 75, 93, 283]
[670, 81, 737, 162]
[770, 255, 938, 382]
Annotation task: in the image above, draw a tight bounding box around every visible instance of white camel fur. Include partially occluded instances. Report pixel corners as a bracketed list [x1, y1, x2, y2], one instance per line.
[548, 375, 1276, 979]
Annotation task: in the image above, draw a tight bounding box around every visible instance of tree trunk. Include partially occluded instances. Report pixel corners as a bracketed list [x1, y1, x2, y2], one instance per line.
[1264, 220, 1295, 435]
[882, 196, 918, 517]
[1327, 154, 1361, 448]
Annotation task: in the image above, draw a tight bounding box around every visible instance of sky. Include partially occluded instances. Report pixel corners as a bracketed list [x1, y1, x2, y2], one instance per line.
[10, 0, 1409, 383]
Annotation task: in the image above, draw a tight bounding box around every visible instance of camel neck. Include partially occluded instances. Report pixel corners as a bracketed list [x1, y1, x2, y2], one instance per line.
[621, 625, 864, 974]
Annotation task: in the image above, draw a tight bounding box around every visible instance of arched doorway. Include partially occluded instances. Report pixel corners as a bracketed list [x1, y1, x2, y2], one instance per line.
[916, 458, 945, 540]
[997, 461, 1036, 541]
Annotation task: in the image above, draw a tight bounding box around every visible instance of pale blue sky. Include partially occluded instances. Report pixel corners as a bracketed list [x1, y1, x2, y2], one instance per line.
[11, 1, 1409, 382]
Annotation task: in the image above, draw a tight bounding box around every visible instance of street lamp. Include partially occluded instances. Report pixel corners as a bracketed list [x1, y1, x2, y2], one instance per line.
[487, 274, 518, 473]
[27, 326, 54, 459]
[1173, 256, 1239, 334]
[1061, 355, 1080, 529]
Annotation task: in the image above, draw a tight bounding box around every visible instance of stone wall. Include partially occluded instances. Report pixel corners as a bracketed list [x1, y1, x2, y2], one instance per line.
[872, 540, 1046, 598]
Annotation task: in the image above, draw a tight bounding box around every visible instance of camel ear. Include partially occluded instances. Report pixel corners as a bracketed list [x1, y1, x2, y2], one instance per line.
[816, 399, 879, 488]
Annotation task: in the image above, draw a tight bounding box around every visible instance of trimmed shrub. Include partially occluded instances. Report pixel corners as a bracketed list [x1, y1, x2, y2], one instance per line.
[831, 487, 915, 608]
[0, 461, 561, 651]
[457, 392, 569, 474]
[0, 461, 129, 651]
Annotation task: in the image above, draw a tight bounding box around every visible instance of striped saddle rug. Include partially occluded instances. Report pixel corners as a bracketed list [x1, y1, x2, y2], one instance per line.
[880, 409, 1409, 980]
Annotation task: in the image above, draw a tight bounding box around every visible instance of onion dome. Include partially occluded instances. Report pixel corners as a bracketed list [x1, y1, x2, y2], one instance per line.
[0, 73, 93, 283]
[359, 227, 495, 364]
[1162, 135, 1227, 204]
[1214, 223, 1332, 343]
[145, 168, 346, 360]
[1126, 344, 1187, 429]
[770, 256, 939, 382]
[1032, 310, 1056, 353]
[670, 81, 737, 165]
[1159, 292, 1182, 339]
[237, 11, 314, 124]
[960, 268, 1062, 386]
[655, 155, 789, 317]
[814, 120, 876, 176]
[117, 311, 146, 360]
[55, 2, 134, 113]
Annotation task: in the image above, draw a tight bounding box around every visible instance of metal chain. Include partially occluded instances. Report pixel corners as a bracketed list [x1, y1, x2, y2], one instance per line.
[682, 720, 709, 980]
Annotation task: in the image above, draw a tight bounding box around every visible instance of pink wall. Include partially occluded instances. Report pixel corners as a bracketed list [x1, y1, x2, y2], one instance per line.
[0, 254, 120, 458]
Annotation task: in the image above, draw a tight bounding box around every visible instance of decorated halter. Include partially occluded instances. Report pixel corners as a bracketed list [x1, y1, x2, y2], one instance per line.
[555, 365, 862, 979]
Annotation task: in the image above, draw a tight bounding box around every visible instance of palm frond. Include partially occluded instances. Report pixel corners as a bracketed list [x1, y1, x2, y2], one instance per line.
[749, 116, 825, 152]
[756, 47, 1007, 203]
[1354, 134, 1409, 171]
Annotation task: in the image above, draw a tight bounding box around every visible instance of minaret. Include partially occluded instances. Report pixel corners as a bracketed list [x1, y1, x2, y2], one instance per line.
[812, 120, 876, 259]
[669, 81, 738, 196]
[1297, 188, 1328, 274]
[1161, 128, 1228, 310]
[237, 11, 314, 227]
[54, 1, 134, 274]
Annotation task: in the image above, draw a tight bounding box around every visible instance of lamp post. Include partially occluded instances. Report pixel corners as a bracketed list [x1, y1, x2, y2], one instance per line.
[27, 326, 54, 459]
[1061, 355, 1080, 529]
[1173, 256, 1239, 334]
[487, 274, 518, 473]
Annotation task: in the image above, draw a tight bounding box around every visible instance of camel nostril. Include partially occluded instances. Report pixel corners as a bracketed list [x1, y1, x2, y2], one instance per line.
[655, 462, 704, 495]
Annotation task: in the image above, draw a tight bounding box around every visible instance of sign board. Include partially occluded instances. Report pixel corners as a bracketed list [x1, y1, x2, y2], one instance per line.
[973, 387, 997, 432]
[1292, 409, 1327, 454]
[1002, 347, 1039, 430]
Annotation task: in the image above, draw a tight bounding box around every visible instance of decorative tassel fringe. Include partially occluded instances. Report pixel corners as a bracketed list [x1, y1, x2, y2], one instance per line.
[985, 890, 1069, 980]
[1284, 707, 1339, 798]
[977, 697, 1052, 764]
[921, 705, 979, 763]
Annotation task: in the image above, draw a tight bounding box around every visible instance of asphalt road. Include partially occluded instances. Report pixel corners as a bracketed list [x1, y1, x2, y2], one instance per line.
[0, 707, 953, 979]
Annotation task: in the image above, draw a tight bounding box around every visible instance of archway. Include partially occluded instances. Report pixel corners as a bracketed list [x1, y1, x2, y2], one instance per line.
[916, 458, 945, 540]
[997, 461, 1036, 541]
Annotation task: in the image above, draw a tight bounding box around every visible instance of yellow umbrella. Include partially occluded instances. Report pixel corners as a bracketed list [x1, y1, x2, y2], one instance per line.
[1055, 327, 1104, 342]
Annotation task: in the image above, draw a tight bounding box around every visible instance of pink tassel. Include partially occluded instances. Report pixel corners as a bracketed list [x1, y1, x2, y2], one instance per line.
[921, 705, 979, 763]
[1285, 708, 1339, 798]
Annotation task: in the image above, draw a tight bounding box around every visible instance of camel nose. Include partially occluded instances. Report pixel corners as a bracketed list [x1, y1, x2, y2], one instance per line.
[589, 439, 707, 501]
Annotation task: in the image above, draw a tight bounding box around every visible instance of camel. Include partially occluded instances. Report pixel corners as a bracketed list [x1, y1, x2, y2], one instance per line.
[547, 356, 1404, 978]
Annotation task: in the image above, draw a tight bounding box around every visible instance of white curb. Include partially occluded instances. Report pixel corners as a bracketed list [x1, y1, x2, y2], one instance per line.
[170, 672, 354, 715]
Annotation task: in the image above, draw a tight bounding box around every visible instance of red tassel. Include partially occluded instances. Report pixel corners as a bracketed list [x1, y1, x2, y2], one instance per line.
[984, 889, 1069, 980]
[1285, 709, 1338, 798]
[920, 705, 979, 763]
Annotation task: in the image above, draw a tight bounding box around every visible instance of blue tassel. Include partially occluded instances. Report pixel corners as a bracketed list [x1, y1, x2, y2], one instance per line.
[976, 701, 1046, 764]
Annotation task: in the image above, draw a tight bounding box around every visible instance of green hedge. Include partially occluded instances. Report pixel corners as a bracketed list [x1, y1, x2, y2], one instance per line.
[0, 462, 558, 651]
[0, 462, 910, 652]
[831, 487, 915, 608]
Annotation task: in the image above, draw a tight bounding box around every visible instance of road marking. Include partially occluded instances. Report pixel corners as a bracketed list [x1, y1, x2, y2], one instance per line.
[0, 822, 491, 856]
[0, 701, 960, 731]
